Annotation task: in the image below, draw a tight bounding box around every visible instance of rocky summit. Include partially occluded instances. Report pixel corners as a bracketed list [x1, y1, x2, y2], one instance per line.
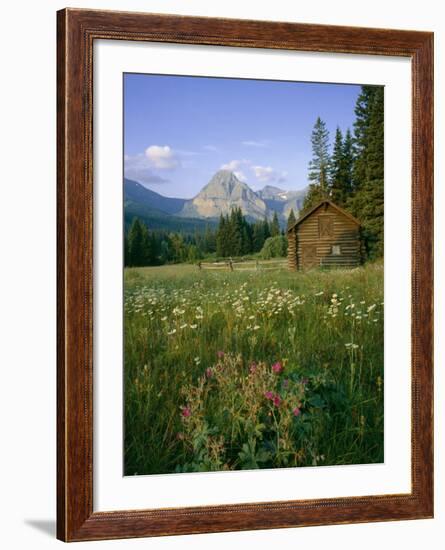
[179, 170, 268, 220]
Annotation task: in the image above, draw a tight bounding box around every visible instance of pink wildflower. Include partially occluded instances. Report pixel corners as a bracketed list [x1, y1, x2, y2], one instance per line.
[217, 350, 225, 359]
[293, 407, 301, 417]
[272, 362, 283, 374]
[181, 406, 191, 418]
[273, 395, 282, 407]
[205, 367, 213, 378]
[264, 391, 274, 400]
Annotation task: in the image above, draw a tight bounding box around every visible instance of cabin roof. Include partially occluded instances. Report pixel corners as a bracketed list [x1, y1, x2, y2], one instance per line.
[287, 199, 360, 232]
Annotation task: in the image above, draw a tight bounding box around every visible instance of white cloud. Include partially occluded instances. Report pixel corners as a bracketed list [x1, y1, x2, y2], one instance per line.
[145, 145, 179, 169]
[221, 159, 243, 171]
[220, 159, 251, 171]
[124, 153, 170, 185]
[220, 159, 252, 182]
[252, 165, 288, 184]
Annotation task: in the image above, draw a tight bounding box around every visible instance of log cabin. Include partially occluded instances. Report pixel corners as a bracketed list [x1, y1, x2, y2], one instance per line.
[287, 199, 361, 270]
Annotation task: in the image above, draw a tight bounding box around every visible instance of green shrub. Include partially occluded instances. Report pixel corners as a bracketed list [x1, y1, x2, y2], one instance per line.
[260, 235, 288, 259]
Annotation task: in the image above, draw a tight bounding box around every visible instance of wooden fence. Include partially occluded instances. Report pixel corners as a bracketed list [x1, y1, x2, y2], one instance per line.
[198, 259, 288, 272]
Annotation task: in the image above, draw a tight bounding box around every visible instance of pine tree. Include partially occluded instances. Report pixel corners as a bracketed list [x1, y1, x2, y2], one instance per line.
[348, 86, 384, 259]
[342, 128, 354, 197]
[303, 117, 331, 212]
[362, 87, 384, 257]
[252, 222, 265, 252]
[329, 127, 345, 204]
[124, 232, 130, 267]
[328, 127, 354, 206]
[204, 225, 216, 254]
[263, 218, 271, 241]
[270, 211, 280, 237]
[308, 117, 330, 191]
[216, 214, 227, 257]
[143, 225, 153, 265]
[302, 183, 327, 213]
[351, 86, 377, 192]
[287, 208, 297, 230]
[229, 208, 243, 256]
[128, 218, 145, 266]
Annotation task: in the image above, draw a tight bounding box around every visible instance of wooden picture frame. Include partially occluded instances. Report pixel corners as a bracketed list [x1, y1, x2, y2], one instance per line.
[57, 8, 434, 542]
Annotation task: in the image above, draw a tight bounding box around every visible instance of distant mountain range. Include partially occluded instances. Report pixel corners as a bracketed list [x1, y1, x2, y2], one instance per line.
[124, 170, 307, 232]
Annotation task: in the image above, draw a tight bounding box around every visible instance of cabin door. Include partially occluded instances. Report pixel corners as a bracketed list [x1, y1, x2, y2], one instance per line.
[301, 245, 318, 269]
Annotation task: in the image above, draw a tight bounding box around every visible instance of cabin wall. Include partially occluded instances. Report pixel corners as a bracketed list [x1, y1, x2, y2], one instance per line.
[287, 227, 297, 270]
[294, 204, 360, 270]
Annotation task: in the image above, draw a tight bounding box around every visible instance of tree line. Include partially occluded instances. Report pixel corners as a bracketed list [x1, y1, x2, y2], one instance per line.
[303, 85, 384, 258]
[215, 207, 283, 257]
[125, 209, 293, 267]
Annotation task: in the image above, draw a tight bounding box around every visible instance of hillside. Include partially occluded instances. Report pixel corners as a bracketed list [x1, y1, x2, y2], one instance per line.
[124, 172, 307, 229]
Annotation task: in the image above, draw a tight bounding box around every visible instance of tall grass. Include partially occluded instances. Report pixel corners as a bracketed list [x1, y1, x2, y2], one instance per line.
[124, 261, 384, 475]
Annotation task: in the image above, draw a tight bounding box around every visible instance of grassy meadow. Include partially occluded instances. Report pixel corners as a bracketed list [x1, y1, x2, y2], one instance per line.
[124, 261, 384, 475]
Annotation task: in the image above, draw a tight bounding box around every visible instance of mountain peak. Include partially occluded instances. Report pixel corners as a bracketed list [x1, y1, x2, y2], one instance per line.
[261, 185, 285, 194]
[203, 170, 246, 193]
[257, 185, 286, 200]
[180, 170, 267, 220]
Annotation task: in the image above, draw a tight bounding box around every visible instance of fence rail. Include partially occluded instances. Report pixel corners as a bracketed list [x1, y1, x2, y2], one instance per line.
[198, 259, 288, 272]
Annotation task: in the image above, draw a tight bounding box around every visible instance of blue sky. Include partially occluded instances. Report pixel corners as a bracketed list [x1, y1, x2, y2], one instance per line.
[124, 73, 361, 198]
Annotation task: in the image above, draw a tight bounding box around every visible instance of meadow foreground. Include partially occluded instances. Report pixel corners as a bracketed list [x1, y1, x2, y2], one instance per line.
[124, 262, 384, 475]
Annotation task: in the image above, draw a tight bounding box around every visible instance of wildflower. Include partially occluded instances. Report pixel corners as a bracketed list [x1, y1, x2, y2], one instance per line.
[217, 350, 225, 359]
[190, 324, 198, 329]
[253, 325, 260, 331]
[273, 395, 281, 407]
[194, 357, 201, 365]
[264, 391, 274, 400]
[205, 367, 213, 378]
[181, 406, 191, 418]
[272, 362, 283, 374]
[293, 407, 301, 417]
[167, 328, 177, 335]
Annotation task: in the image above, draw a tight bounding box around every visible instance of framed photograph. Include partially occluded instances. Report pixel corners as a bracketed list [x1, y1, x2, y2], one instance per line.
[57, 8, 434, 542]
